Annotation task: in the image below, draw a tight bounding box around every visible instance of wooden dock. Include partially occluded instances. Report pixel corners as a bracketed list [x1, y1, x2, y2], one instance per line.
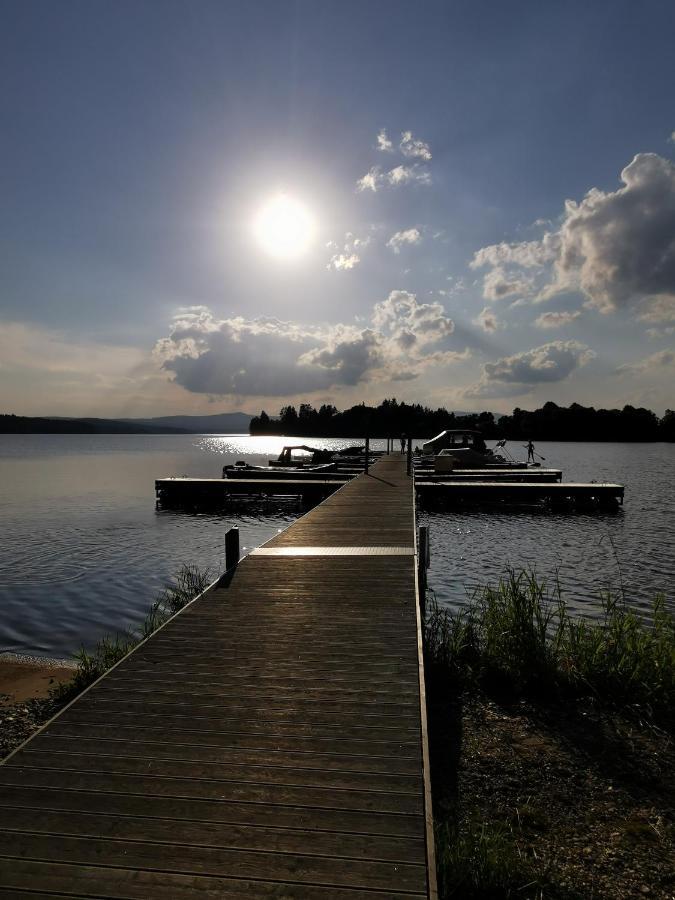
[0, 456, 437, 899]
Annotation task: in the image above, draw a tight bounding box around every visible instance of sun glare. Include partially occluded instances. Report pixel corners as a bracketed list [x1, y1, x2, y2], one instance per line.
[252, 194, 315, 260]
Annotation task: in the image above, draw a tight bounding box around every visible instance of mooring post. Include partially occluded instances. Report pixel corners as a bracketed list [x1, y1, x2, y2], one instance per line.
[418, 525, 429, 614]
[225, 526, 240, 571]
[364, 436, 370, 474]
[406, 438, 413, 476]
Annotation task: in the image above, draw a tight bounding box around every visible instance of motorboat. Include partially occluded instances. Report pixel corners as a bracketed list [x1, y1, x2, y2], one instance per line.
[420, 430, 538, 469]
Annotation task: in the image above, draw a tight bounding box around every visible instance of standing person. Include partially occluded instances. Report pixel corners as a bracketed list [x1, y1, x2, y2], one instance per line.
[400, 434, 407, 454]
[525, 439, 536, 463]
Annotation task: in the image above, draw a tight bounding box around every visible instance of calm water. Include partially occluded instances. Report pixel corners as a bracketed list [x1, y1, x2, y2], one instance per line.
[0, 434, 673, 659]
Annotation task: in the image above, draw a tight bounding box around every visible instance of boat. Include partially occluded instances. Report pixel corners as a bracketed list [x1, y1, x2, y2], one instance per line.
[420, 430, 538, 469]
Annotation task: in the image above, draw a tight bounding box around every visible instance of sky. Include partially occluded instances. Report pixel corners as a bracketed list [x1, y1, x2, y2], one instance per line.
[2, 0, 675, 419]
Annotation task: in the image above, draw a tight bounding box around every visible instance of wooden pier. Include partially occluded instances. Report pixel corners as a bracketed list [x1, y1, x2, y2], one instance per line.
[0, 456, 437, 899]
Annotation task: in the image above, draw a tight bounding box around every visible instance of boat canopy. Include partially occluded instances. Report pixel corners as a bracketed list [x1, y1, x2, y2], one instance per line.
[422, 430, 487, 453]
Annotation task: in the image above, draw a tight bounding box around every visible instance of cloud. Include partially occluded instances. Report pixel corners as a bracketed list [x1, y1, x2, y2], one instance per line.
[356, 166, 382, 192]
[470, 153, 675, 318]
[470, 234, 560, 270]
[155, 293, 464, 399]
[534, 310, 582, 329]
[669, 131, 675, 144]
[326, 233, 371, 271]
[0, 320, 158, 416]
[356, 164, 431, 192]
[387, 164, 431, 187]
[474, 306, 501, 332]
[377, 129, 393, 152]
[465, 340, 594, 397]
[399, 130, 432, 161]
[635, 295, 675, 323]
[482, 267, 533, 301]
[616, 348, 675, 375]
[646, 325, 675, 339]
[372, 290, 455, 350]
[386, 228, 422, 254]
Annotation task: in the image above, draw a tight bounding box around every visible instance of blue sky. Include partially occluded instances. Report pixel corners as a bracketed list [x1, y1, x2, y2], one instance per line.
[2, 0, 674, 417]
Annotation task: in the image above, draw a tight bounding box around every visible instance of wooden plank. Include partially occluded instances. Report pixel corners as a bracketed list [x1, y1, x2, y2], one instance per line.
[0, 831, 428, 893]
[0, 807, 425, 863]
[0, 859, 423, 899]
[0, 785, 424, 838]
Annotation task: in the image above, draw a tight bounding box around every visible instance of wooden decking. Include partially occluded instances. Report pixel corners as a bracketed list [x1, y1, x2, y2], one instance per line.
[0, 455, 437, 898]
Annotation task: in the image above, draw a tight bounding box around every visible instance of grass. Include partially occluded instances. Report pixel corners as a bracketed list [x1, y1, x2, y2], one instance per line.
[425, 569, 674, 898]
[435, 820, 548, 900]
[51, 564, 212, 702]
[424, 569, 674, 727]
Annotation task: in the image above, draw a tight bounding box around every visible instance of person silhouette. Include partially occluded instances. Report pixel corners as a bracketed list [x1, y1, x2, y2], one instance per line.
[400, 434, 407, 454]
[525, 440, 536, 463]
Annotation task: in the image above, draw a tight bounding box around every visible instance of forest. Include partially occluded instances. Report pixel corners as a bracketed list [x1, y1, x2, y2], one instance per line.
[249, 400, 675, 441]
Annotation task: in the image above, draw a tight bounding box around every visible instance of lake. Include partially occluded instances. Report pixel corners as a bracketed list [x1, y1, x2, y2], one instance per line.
[0, 434, 673, 660]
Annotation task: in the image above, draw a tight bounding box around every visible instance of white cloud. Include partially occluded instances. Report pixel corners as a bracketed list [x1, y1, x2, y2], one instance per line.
[387, 164, 431, 187]
[669, 131, 675, 144]
[377, 129, 393, 152]
[474, 307, 501, 332]
[399, 130, 432, 161]
[327, 233, 371, 271]
[327, 254, 359, 271]
[356, 166, 382, 192]
[470, 153, 675, 318]
[386, 228, 422, 254]
[616, 348, 675, 375]
[470, 234, 560, 270]
[534, 310, 582, 329]
[356, 158, 431, 192]
[465, 340, 594, 397]
[155, 293, 463, 399]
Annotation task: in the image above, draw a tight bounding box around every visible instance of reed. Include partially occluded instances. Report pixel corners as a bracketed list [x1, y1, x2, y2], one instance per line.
[51, 564, 212, 702]
[435, 820, 545, 900]
[424, 569, 674, 726]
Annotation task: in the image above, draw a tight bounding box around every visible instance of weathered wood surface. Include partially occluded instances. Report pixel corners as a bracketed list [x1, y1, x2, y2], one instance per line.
[0, 455, 436, 898]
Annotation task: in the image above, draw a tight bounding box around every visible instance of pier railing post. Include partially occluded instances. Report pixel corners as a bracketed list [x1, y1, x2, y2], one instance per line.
[418, 525, 430, 615]
[406, 438, 413, 476]
[364, 436, 370, 474]
[225, 526, 240, 571]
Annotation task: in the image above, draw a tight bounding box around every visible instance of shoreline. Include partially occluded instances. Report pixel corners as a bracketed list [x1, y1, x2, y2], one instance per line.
[0, 653, 75, 706]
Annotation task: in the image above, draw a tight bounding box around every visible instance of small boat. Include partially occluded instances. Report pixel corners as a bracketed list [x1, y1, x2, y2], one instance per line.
[420, 430, 538, 469]
[268, 445, 334, 467]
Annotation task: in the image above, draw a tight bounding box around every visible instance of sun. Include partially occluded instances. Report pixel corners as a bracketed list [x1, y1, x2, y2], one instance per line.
[252, 194, 315, 260]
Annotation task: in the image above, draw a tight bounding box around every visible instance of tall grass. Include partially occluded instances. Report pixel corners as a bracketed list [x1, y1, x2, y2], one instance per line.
[425, 570, 674, 726]
[52, 564, 212, 702]
[435, 820, 546, 900]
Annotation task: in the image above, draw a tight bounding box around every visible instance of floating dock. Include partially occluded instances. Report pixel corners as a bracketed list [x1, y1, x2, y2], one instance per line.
[157, 469, 621, 510]
[0, 456, 437, 899]
[416, 480, 624, 509]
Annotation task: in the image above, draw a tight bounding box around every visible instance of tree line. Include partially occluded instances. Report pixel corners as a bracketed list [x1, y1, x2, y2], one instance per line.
[249, 400, 675, 441]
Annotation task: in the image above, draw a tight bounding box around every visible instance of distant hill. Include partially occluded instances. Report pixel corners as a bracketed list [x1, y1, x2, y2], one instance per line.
[0, 415, 189, 434]
[126, 412, 253, 433]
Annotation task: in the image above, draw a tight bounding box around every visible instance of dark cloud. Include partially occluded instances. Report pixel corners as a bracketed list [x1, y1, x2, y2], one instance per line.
[154, 294, 464, 399]
[465, 340, 594, 397]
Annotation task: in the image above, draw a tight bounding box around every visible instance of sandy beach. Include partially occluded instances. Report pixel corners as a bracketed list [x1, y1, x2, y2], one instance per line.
[0, 654, 74, 706]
